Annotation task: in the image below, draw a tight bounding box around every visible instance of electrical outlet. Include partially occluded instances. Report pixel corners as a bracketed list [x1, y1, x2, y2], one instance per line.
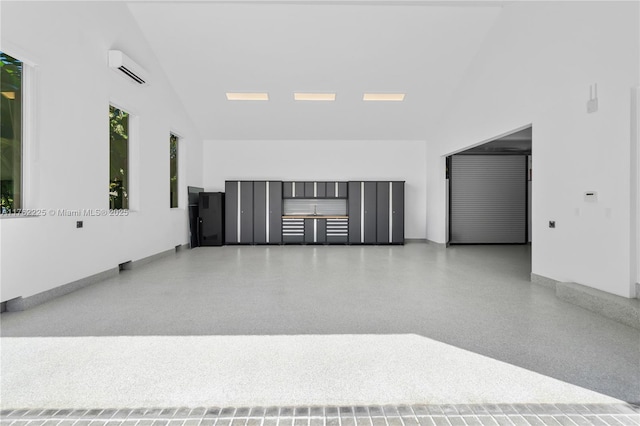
[584, 191, 598, 202]
[549, 220, 556, 229]
[76, 221, 83, 228]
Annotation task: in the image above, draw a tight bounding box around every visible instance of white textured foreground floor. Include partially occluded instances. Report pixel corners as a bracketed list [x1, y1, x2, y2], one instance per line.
[0, 334, 621, 409]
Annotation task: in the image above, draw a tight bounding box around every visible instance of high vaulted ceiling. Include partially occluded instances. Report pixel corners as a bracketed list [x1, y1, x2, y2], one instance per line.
[128, 1, 504, 141]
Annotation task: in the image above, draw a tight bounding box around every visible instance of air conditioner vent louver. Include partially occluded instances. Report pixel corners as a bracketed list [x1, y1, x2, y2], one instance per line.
[108, 50, 149, 86]
[118, 66, 146, 85]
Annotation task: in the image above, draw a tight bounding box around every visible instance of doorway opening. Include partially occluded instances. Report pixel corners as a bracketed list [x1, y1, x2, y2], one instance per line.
[445, 126, 532, 245]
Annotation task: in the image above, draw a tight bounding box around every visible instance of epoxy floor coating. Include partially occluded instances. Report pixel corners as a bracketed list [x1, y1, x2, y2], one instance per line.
[1, 244, 639, 402]
[1, 334, 624, 408]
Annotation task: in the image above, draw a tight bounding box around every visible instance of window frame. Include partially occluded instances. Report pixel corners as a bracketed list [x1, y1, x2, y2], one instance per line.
[169, 132, 179, 209]
[0, 47, 37, 216]
[108, 101, 139, 212]
[108, 104, 131, 210]
[1, 52, 23, 212]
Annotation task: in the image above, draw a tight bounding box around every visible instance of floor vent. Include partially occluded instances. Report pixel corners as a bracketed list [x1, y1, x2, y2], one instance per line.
[118, 261, 132, 271]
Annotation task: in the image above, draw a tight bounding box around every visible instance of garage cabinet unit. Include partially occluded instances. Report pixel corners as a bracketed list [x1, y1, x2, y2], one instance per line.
[225, 179, 404, 245]
[225, 180, 282, 244]
[283, 181, 348, 198]
[349, 181, 404, 244]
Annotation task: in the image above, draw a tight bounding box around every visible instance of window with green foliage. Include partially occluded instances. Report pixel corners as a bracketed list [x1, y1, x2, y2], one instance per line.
[1, 52, 23, 213]
[170, 133, 178, 208]
[109, 105, 129, 209]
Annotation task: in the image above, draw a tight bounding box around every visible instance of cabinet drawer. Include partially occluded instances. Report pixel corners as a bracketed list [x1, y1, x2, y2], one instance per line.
[282, 217, 304, 243]
[327, 217, 348, 243]
[326, 218, 348, 236]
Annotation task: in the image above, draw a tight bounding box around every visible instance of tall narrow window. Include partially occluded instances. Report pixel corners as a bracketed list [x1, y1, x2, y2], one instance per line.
[169, 133, 178, 208]
[1, 52, 23, 212]
[109, 105, 129, 209]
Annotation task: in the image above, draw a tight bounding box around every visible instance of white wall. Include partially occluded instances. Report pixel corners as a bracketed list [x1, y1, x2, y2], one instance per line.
[427, 2, 639, 297]
[0, 2, 203, 301]
[202, 140, 427, 239]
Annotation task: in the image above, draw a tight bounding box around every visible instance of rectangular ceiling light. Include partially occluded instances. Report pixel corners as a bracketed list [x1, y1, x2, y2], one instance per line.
[226, 92, 269, 101]
[363, 93, 405, 102]
[294, 93, 336, 101]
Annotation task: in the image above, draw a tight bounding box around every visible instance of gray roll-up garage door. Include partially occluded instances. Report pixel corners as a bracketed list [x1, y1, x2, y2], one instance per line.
[450, 155, 526, 244]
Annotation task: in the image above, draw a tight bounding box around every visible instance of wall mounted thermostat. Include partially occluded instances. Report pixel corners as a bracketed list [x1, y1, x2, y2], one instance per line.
[584, 191, 598, 202]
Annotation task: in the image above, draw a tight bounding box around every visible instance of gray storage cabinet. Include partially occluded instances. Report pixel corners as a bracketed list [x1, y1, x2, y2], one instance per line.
[377, 183, 390, 243]
[363, 182, 377, 243]
[348, 181, 362, 243]
[239, 181, 254, 243]
[268, 182, 283, 244]
[252, 181, 282, 244]
[253, 181, 267, 243]
[282, 218, 304, 243]
[225, 180, 282, 245]
[282, 181, 305, 198]
[302, 218, 328, 244]
[348, 181, 405, 244]
[224, 181, 239, 244]
[376, 181, 405, 244]
[326, 218, 348, 243]
[227, 179, 402, 245]
[304, 219, 315, 244]
[391, 181, 404, 244]
[316, 219, 327, 243]
[304, 182, 315, 197]
[282, 182, 292, 198]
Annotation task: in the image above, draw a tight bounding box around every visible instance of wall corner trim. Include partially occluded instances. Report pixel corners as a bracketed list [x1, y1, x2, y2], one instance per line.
[405, 238, 428, 244]
[126, 247, 177, 270]
[425, 239, 447, 248]
[5, 267, 119, 312]
[530, 273, 558, 289]
[531, 273, 640, 330]
[3, 244, 189, 312]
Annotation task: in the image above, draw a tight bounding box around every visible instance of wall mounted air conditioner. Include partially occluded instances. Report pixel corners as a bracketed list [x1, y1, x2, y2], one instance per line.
[108, 50, 149, 86]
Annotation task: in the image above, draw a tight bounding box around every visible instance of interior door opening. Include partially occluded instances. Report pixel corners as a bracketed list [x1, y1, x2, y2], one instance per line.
[446, 126, 532, 246]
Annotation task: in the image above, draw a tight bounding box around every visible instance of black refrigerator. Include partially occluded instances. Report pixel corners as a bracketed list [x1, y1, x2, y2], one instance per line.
[199, 192, 225, 246]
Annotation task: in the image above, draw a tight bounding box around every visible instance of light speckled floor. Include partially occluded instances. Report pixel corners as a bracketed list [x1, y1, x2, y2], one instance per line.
[1, 244, 639, 403]
[0, 335, 623, 408]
